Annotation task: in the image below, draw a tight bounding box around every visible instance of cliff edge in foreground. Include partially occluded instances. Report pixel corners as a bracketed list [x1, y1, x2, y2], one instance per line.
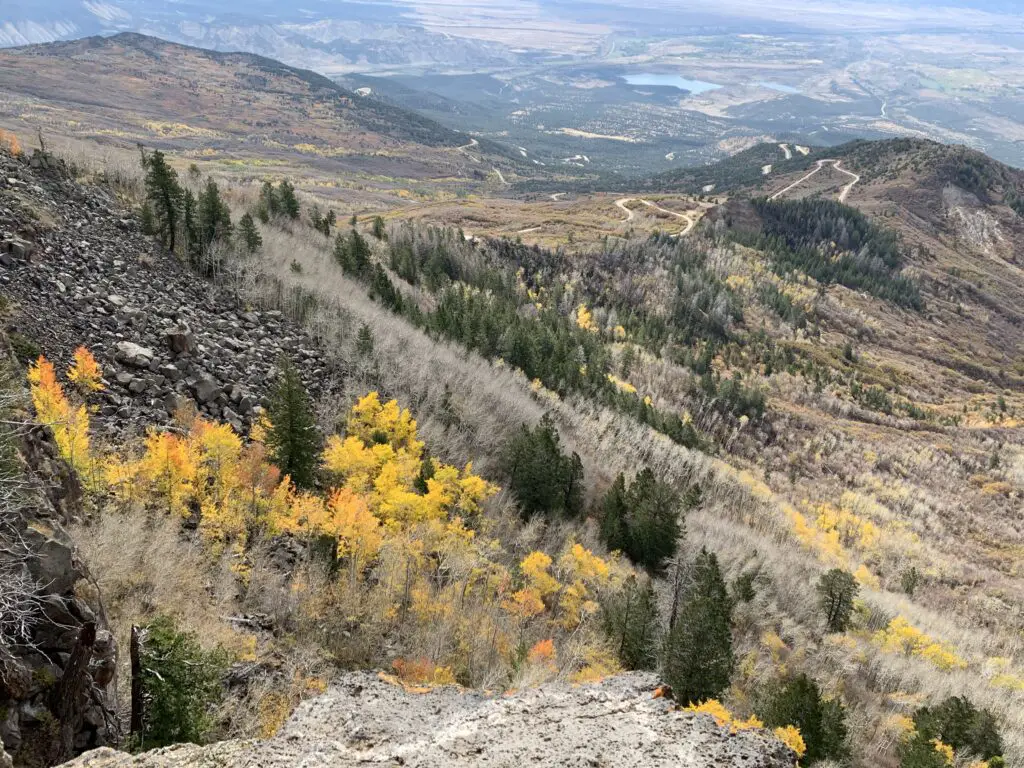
[61, 672, 796, 767]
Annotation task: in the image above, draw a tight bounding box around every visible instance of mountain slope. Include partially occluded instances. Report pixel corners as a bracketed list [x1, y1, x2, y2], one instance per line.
[0, 33, 521, 187]
[3, 69, 1024, 768]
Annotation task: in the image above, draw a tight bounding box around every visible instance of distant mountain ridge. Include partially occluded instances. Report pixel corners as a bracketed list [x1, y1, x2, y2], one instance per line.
[0, 32, 524, 184]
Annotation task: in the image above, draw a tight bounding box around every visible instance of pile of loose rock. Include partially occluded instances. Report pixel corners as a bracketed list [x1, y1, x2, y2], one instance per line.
[0, 147, 326, 439]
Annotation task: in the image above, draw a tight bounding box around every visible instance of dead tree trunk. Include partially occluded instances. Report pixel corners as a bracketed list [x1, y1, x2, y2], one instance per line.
[49, 620, 96, 763]
[129, 625, 146, 745]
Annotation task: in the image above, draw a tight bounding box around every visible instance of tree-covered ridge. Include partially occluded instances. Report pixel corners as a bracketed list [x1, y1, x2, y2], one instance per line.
[742, 198, 923, 310]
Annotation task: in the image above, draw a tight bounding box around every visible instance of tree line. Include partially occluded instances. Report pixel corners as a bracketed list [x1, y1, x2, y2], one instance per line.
[741, 198, 923, 310]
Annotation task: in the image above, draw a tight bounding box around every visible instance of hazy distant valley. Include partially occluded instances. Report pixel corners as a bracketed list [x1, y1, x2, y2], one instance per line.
[3, 0, 1024, 173]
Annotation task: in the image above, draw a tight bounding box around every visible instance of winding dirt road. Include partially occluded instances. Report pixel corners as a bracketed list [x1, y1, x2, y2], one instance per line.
[615, 198, 698, 236]
[457, 137, 480, 163]
[615, 198, 636, 222]
[768, 159, 860, 203]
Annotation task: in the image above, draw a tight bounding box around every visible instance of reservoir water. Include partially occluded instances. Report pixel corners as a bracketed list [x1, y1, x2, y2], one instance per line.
[622, 73, 722, 94]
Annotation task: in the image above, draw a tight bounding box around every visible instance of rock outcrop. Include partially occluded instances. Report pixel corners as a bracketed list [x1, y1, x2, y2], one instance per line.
[61, 672, 796, 767]
[0, 425, 118, 764]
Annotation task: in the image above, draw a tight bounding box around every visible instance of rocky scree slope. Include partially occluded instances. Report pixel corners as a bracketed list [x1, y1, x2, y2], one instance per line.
[0, 148, 327, 440]
[60, 672, 796, 768]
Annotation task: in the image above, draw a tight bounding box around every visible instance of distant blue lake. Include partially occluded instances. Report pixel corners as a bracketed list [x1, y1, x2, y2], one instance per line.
[623, 73, 722, 94]
[756, 81, 801, 94]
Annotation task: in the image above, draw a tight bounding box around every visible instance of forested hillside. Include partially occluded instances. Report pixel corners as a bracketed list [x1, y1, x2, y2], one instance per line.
[0, 122, 1022, 768]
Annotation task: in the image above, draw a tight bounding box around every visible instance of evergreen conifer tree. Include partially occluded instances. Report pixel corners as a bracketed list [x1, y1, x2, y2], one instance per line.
[258, 181, 278, 222]
[181, 189, 198, 263]
[356, 323, 374, 356]
[624, 468, 681, 571]
[817, 569, 858, 632]
[602, 575, 660, 670]
[663, 548, 733, 704]
[265, 359, 321, 489]
[142, 149, 184, 252]
[238, 213, 262, 253]
[277, 180, 300, 219]
[760, 674, 848, 764]
[599, 469, 681, 570]
[600, 474, 629, 553]
[501, 415, 584, 519]
[196, 178, 232, 264]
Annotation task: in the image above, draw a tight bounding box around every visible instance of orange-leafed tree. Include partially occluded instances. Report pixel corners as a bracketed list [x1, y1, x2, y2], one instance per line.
[0, 130, 22, 157]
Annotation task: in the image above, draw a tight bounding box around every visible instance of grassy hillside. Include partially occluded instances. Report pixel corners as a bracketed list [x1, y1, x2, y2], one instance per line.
[2, 108, 1024, 768]
[0, 33, 535, 211]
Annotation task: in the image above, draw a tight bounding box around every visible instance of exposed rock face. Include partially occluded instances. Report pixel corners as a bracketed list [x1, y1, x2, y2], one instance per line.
[0, 148, 328, 442]
[60, 672, 796, 767]
[0, 427, 118, 764]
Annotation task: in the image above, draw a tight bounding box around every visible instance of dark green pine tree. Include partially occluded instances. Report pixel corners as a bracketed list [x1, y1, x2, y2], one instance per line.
[135, 615, 228, 750]
[334, 229, 372, 278]
[356, 323, 374, 356]
[196, 179, 233, 258]
[265, 359, 321, 489]
[349, 229, 372, 275]
[599, 469, 681, 571]
[501, 415, 584, 519]
[600, 474, 630, 554]
[624, 468, 681, 571]
[663, 548, 734, 705]
[760, 674, 848, 764]
[370, 264, 404, 312]
[139, 203, 156, 237]
[817, 568, 858, 633]
[257, 180, 278, 222]
[372, 214, 387, 240]
[602, 574, 660, 670]
[563, 451, 585, 518]
[911, 696, 1003, 763]
[238, 213, 262, 254]
[898, 734, 955, 768]
[277, 180, 300, 219]
[142, 149, 184, 252]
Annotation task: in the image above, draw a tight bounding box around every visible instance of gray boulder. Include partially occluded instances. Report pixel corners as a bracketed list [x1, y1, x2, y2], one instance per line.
[113, 341, 154, 368]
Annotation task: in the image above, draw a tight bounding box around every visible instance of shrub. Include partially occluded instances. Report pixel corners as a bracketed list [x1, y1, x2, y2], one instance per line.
[135, 616, 228, 750]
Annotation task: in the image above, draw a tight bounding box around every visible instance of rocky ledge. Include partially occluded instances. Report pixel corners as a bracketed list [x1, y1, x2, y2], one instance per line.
[60, 671, 796, 768]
